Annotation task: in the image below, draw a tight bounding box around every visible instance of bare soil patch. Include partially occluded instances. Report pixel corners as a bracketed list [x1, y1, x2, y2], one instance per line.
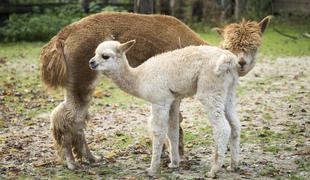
[1, 56, 309, 179]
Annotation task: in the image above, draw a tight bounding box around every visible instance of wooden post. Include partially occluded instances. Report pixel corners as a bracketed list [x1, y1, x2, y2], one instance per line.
[134, 0, 154, 14]
[80, 0, 90, 13]
[234, 0, 245, 20]
[170, 0, 185, 19]
[0, 0, 10, 26]
[220, 0, 232, 23]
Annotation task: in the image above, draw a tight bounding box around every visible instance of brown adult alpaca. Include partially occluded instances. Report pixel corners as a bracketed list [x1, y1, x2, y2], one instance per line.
[214, 16, 271, 76]
[40, 12, 206, 169]
[40, 12, 270, 170]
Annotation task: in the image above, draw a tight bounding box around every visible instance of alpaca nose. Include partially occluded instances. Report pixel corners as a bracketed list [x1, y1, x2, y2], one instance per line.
[238, 58, 246, 68]
[89, 59, 98, 69]
[89, 59, 95, 66]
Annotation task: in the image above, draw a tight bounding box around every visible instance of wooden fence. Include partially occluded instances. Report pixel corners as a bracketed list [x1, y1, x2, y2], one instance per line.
[0, 1, 133, 15]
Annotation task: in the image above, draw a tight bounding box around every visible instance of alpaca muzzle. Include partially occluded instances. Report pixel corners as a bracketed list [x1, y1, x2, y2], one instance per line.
[89, 59, 98, 70]
[238, 58, 246, 69]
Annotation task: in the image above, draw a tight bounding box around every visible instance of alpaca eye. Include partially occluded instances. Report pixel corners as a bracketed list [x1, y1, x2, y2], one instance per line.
[102, 55, 110, 59]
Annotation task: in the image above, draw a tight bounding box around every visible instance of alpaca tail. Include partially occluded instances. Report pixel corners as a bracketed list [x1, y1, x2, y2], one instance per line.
[40, 24, 74, 89]
[214, 54, 238, 75]
[40, 36, 67, 89]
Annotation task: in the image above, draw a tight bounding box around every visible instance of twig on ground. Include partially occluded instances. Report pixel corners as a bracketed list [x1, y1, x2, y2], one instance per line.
[273, 27, 298, 40]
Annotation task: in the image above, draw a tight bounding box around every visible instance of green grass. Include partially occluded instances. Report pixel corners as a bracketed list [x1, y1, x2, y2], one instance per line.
[260, 26, 310, 57]
[0, 42, 43, 62]
[94, 77, 145, 107]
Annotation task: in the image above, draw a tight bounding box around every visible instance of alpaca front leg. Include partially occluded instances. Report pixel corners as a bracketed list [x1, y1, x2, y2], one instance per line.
[147, 104, 170, 176]
[225, 91, 240, 171]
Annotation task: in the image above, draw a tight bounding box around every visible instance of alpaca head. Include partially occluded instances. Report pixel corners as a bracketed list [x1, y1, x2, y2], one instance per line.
[89, 40, 136, 72]
[214, 16, 271, 76]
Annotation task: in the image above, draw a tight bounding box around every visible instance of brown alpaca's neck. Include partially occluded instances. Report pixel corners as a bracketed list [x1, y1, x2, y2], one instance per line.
[107, 57, 140, 97]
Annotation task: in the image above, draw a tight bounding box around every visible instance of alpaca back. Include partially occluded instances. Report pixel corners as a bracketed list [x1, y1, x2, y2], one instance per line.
[41, 12, 207, 91]
[135, 46, 237, 98]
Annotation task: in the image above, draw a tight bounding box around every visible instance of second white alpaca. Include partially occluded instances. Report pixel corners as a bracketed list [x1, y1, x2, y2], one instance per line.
[89, 40, 241, 178]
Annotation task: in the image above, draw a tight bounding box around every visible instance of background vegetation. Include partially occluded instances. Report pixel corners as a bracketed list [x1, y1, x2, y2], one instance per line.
[1, 0, 309, 42]
[0, 0, 309, 179]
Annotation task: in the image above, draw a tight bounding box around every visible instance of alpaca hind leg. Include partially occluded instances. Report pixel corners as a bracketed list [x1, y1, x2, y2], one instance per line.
[162, 112, 184, 158]
[198, 95, 231, 178]
[50, 102, 67, 159]
[225, 91, 240, 171]
[50, 102, 79, 169]
[66, 86, 97, 164]
[167, 99, 181, 168]
[147, 103, 171, 175]
[64, 134, 80, 170]
[76, 129, 97, 163]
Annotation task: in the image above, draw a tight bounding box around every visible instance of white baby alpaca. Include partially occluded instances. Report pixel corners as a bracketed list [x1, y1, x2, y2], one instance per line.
[89, 40, 241, 178]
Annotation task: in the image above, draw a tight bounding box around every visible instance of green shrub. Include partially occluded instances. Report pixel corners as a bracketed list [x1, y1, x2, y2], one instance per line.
[0, 3, 129, 42]
[0, 5, 84, 42]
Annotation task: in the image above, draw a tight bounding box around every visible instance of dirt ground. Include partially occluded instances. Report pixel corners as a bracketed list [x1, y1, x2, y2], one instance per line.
[0, 56, 309, 179]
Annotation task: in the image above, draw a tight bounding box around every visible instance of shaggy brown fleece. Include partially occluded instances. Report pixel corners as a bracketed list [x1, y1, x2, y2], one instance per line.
[40, 12, 207, 90]
[222, 20, 262, 52]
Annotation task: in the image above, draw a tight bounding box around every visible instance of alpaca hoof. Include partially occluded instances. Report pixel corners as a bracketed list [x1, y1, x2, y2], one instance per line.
[87, 156, 98, 164]
[227, 165, 239, 172]
[227, 165, 235, 172]
[168, 162, 179, 168]
[67, 162, 80, 170]
[207, 171, 217, 179]
[146, 167, 157, 176]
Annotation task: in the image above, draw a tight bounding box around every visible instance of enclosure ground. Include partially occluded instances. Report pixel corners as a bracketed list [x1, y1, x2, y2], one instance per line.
[0, 41, 309, 179]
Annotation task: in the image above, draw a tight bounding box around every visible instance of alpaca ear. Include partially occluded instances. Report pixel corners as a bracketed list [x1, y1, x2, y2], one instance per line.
[119, 40, 136, 53]
[259, 16, 272, 34]
[212, 27, 223, 37]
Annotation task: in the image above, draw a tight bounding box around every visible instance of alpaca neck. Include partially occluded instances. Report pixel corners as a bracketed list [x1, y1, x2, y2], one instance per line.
[106, 57, 140, 97]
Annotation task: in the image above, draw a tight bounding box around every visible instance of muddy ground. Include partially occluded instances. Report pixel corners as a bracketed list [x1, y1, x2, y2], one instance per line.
[0, 56, 309, 179]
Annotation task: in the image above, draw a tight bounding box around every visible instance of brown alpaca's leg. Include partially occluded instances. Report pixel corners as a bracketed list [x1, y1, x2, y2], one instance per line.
[167, 99, 181, 168]
[50, 102, 79, 169]
[65, 80, 97, 164]
[162, 113, 184, 157]
[74, 128, 97, 163]
[64, 134, 80, 170]
[178, 112, 184, 157]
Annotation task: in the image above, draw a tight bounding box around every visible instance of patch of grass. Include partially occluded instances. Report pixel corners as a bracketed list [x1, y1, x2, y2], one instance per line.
[263, 145, 293, 154]
[287, 122, 300, 134]
[289, 174, 308, 180]
[0, 42, 43, 62]
[198, 30, 221, 46]
[94, 76, 145, 107]
[50, 169, 93, 180]
[260, 22, 310, 57]
[258, 162, 279, 177]
[184, 129, 212, 146]
[184, 131, 200, 142]
[240, 129, 258, 144]
[295, 157, 310, 171]
[109, 134, 134, 148]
